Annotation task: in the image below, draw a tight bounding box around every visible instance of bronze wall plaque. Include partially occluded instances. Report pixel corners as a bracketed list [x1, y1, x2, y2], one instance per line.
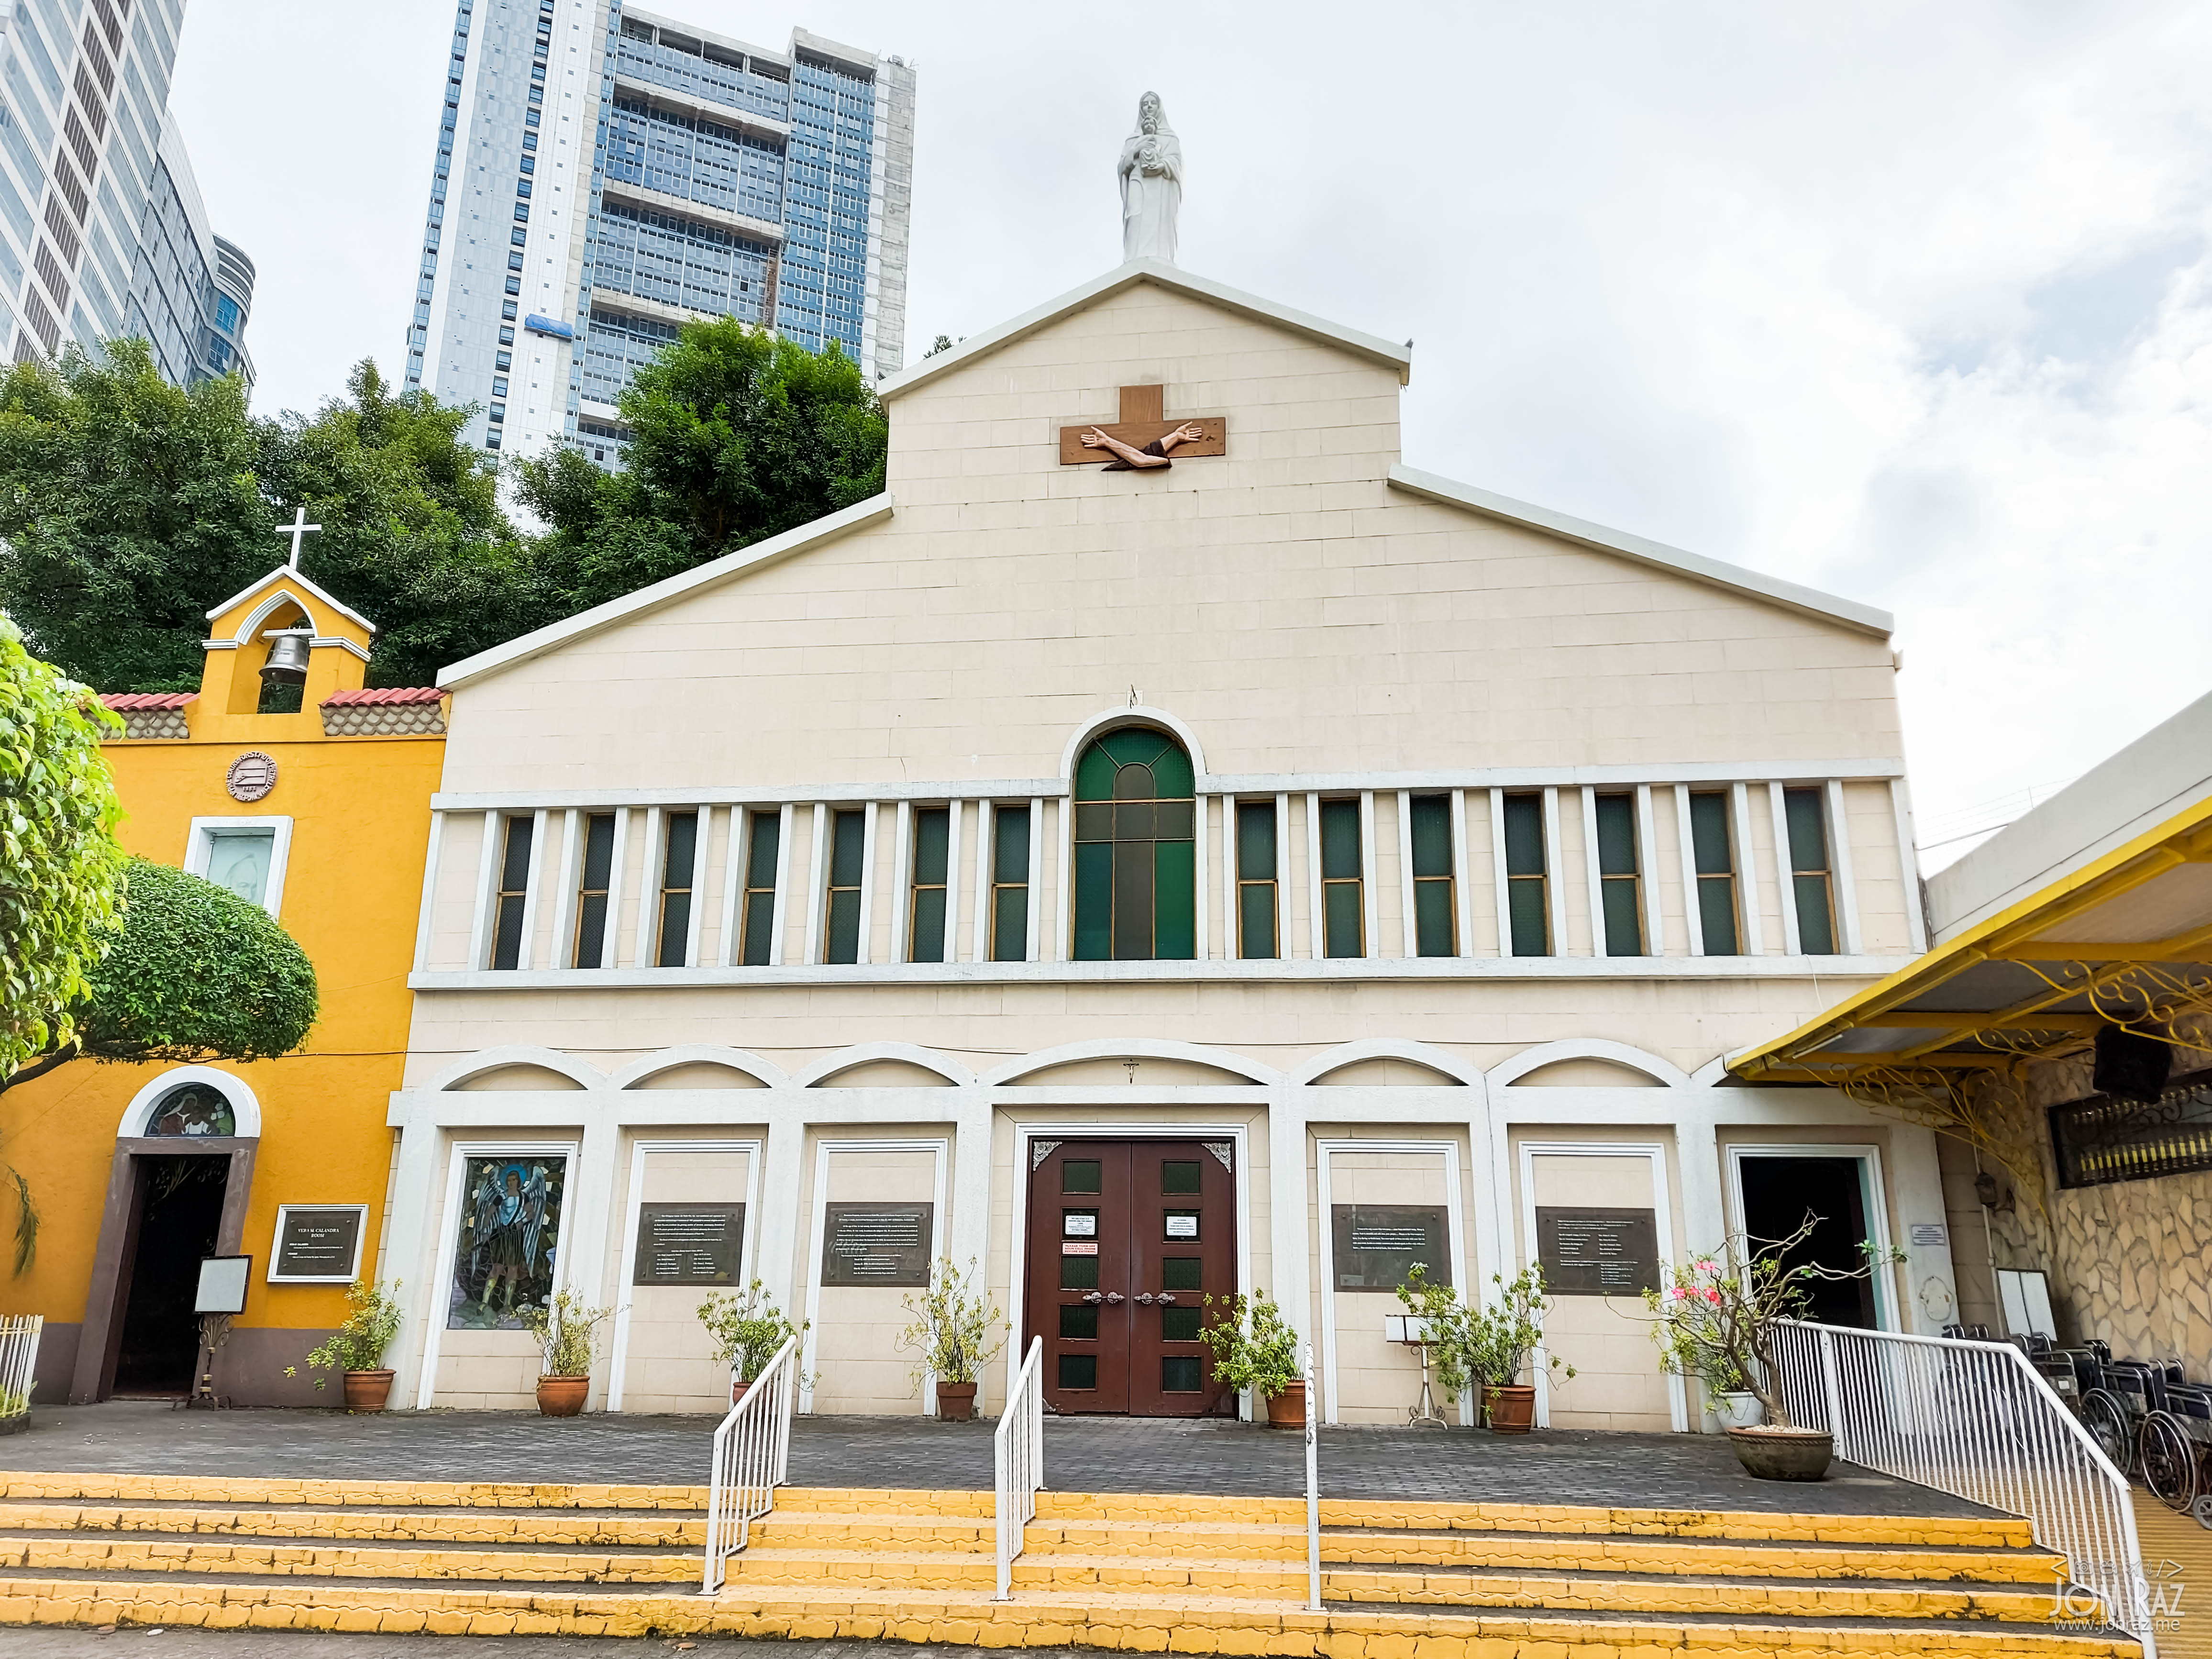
[1536, 1206, 1660, 1296]
[820, 1202, 934, 1287]
[631, 1203, 745, 1287]
[1330, 1204, 1449, 1292]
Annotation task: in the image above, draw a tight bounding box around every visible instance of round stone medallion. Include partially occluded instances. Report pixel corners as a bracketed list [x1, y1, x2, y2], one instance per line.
[225, 751, 278, 803]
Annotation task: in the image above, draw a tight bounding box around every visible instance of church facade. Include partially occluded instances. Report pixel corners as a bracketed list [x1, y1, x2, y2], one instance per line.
[383, 262, 1949, 1428]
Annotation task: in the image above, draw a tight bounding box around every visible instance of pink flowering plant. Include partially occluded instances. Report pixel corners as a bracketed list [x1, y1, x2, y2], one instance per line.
[1641, 1214, 1901, 1429]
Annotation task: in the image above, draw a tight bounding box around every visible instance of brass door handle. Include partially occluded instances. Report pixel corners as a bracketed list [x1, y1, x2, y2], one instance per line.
[1082, 1291, 1105, 1305]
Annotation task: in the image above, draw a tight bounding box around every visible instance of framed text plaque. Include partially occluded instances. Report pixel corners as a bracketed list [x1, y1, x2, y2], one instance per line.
[631, 1203, 745, 1287]
[1536, 1206, 1660, 1296]
[1330, 1205, 1450, 1292]
[267, 1204, 368, 1283]
[820, 1202, 933, 1286]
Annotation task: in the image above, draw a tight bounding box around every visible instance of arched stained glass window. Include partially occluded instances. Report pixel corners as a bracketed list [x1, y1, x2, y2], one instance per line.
[145, 1081, 237, 1138]
[1073, 728, 1195, 961]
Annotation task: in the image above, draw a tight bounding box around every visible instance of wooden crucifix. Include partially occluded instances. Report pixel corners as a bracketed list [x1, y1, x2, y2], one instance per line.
[1058, 385, 1227, 469]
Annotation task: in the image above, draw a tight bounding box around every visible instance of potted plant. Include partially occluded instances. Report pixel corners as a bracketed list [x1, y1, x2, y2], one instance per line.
[1199, 1290, 1304, 1426]
[697, 1280, 807, 1405]
[1643, 1214, 1901, 1480]
[520, 1289, 615, 1416]
[1691, 1347, 1763, 1432]
[1465, 1265, 1572, 1434]
[288, 1279, 404, 1412]
[896, 1258, 1004, 1422]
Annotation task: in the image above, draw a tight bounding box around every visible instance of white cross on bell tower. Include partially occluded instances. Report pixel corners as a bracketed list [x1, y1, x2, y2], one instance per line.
[276, 506, 321, 570]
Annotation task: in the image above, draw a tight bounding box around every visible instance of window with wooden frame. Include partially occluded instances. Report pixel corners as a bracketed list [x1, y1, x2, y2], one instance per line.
[738, 809, 780, 966]
[1071, 729, 1196, 961]
[909, 806, 950, 963]
[1688, 792, 1739, 955]
[1319, 798, 1363, 958]
[572, 811, 615, 967]
[990, 803, 1030, 962]
[1409, 794, 1454, 956]
[490, 814, 533, 970]
[654, 810, 697, 967]
[1594, 793, 1644, 956]
[1236, 798, 1277, 959]
[823, 808, 865, 964]
[1785, 788, 1836, 954]
[1503, 793, 1548, 956]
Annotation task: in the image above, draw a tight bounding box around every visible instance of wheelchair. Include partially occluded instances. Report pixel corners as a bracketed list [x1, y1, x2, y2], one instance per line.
[2138, 1364, 2212, 1512]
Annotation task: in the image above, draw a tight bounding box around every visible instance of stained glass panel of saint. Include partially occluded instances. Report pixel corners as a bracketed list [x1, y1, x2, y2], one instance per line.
[446, 1155, 567, 1330]
[144, 1081, 236, 1137]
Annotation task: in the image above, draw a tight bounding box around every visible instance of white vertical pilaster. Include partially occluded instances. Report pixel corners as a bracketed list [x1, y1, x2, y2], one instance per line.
[1274, 791, 1290, 958]
[1580, 787, 1605, 956]
[1028, 796, 1046, 962]
[1674, 784, 1705, 955]
[1305, 792, 1323, 959]
[1396, 788, 1417, 957]
[411, 810, 446, 973]
[972, 800, 994, 963]
[942, 799, 964, 963]
[718, 805, 747, 966]
[511, 808, 550, 969]
[804, 803, 829, 964]
[1451, 787, 1474, 958]
[1359, 790, 1379, 958]
[549, 808, 582, 971]
[1635, 784, 1661, 956]
[600, 808, 631, 969]
[1194, 794, 1211, 961]
[1890, 777, 1928, 952]
[1769, 782, 1803, 956]
[890, 801, 914, 963]
[757, 1109, 808, 1318]
[465, 810, 501, 970]
[1825, 778, 1862, 955]
[769, 803, 794, 966]
[1541, 786, 1566, 956]
[684, 805, 711, 967]
[949, 1090, 994, 1397]
[1268, 1084, 1312, 1414]
[632, 806, 665, 968]
[1729, 783, 1764, 957]
[1487, 786, 1511, 957]
[854, 802, 879, 964]
[571, 1099, 622, 1410]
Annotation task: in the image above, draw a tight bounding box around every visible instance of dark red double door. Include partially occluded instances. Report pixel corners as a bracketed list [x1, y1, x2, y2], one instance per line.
[1027, 1139, 1236, 1416]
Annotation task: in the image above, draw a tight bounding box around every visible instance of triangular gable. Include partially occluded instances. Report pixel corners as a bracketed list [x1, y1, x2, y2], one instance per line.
[877, 259, 1414, 402]
[205, 564, 378, 642]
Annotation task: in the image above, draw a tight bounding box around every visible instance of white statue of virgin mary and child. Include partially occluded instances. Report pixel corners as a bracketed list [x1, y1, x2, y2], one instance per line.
[1118, 91, 1183, 264]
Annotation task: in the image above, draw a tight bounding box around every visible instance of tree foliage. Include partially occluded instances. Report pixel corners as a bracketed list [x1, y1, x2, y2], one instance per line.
[515, 320, 886, 613]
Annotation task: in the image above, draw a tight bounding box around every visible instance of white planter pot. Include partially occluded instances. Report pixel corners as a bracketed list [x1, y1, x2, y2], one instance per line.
[1705, 1390, 1763, 1432]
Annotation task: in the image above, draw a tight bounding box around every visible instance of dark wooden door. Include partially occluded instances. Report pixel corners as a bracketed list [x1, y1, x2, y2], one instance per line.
[1028, 1139, 1236, 1416]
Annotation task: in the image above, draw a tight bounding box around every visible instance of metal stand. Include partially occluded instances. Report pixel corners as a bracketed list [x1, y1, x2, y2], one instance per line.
[1406, 1341, 1447, 1428]
[186, 1313, 232, 1410]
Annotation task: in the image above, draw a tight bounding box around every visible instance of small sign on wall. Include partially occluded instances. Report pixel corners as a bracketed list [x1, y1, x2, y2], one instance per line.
[1536, 1206, 1659, 1296]
[267, 1205, 368, 1283]
[1330, 1205, 1450, 1292]
[820, 1202, 934, 1286]
[631, 1203, 745, 1286]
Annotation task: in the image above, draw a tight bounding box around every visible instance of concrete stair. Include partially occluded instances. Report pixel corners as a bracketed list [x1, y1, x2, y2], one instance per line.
[0, 1471, 2143, 1654]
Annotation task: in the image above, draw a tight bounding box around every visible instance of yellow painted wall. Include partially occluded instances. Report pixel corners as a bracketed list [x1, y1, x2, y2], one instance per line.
[4, 570, 443, 1402]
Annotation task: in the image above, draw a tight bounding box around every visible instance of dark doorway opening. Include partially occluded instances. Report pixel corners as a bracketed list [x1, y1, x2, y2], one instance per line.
[1736, 1155, 1880, 1329]
[111, 1156, 229, 1395]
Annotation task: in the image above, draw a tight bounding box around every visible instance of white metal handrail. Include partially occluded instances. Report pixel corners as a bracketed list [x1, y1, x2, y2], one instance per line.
[0, 1316, 40, 1416]
[1302, 1339, 1321, 1612]
[1770, 1319, 2157, 1655]
[993, 1335, 1045, 1600]
[700, 1333, 799, 1594]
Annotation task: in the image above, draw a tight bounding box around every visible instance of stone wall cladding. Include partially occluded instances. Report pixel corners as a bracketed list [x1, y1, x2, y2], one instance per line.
[322, 703, 447, 736]
[113, 708, 191, 740]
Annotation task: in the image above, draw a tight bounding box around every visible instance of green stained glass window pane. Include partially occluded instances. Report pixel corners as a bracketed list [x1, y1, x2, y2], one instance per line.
[911, 887, 946, 963]
[1414, 879, 1453, 957]
[1161, 1161, 1200, 1194]
[1161, 1306, 1201, 1342]
[1503, 795, 1545, 876]
[1698, 875, 1739, 956]
[657, 892, 691, 966]
[1153, 839, 1195, 960]
[1324, 879, 1362, 958]
[829, 809, 865, 885]
[1601, 877, 1643, 956]
[1062, 1160, 1102, 1193]
[1073, 842, 1112, 961]
[1410, 795, 1452, 877]
[1161, 1356, 1203, 1392]
[1059, 1354, 1098, 1389]
[1114, 764, 1157, 803]
[1320, 799, 1360, 879]
[993, 883, 1028, 962]
[1595, 795, 1637, 877]
[1074, 744, 1117, 801]
[1239, 882, 1276, 959]
[1113, 839, 1153, 959]
[576, 894, 608, 969]
[1689, 793, 1732, 876]
[1784, 788, 1829, 874]
[1059, 1253, 1099, 1291]
[740, 890, 774, 966]
[1238, 802, 1276, 879]
[1161, 1256, 1202, 1290]
[581, 812, 616, 889]
[663, 811, 697, 887]
[826, 887, 860, 964]
[1795, 873, 1836, 954]
[499, 814, 534, 890]
[1508, 878, 1548, 956]
[1060, 1305, 1099, 1340]
[1149, 743, 1194, 798]
[913, 807, 949, 885]
[994, 805, 1030, 880]
[1099, 728, 1171, 768]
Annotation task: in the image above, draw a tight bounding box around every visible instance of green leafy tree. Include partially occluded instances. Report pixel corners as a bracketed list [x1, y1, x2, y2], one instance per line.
[514, 320, 886, 613]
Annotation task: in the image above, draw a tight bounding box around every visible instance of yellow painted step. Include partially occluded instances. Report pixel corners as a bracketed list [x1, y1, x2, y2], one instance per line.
[1326, 1564, 2077, 1623]
[0, 1473, 705, 1512]
[1326, 1526, 2065, 1583]
[0, 1536, 698, 1584]
[0, 1503, 702, 1549]
[1321, 1496, 2035, 1549]
[0, 1574, 2144, 1655]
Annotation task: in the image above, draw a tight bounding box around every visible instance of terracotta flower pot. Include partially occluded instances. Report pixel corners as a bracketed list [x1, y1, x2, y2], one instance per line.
[342, 1370, 395, 1413]
[536, 1375, 589, 1417]
[936, 1382, 977, 1422]
[1728, 1425, 1833, 1481]
[1483, 1384, 1537, 1434]
[1265, 1381, 1306, 1428]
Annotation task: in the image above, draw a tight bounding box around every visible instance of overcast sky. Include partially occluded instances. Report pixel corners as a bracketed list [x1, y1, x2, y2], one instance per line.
[168, 1, 2212, 863]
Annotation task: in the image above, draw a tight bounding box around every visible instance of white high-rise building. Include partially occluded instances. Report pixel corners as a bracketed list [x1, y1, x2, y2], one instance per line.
[403, 0, 915, 462]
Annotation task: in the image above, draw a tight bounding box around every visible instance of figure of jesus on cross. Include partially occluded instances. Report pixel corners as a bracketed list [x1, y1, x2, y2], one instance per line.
[1080, 420, 1206, 471]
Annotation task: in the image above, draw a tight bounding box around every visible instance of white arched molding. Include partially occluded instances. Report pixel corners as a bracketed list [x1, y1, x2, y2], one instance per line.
[1288, 1038, 1483, 1088]
[1487, 1038, 1691, 1091]
[118, 1066, 264, 1139]
[226, 586, 316, 647]
[793, 1042, 977, 1090]
[981, 1037, 1282, 1088]
[610, 1045, 792, 1091]
[424, 1045, 610, 1093]
[1058, 705, 1209, 783]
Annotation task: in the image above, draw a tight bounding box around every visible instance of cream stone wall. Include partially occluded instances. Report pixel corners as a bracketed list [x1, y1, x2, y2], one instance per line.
[1321, 1147, 1462, 1426]
[606, 1145, 754, 1415]
[804, 1141, 943, 1415]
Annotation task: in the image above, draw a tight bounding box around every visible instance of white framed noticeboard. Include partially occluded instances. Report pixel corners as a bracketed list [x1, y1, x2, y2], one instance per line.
[1997, 1268, 2057, 1339]
[267, 1204, 369, 1283]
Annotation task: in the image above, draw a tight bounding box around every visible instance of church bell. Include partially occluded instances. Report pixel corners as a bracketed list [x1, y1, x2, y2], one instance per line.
[260, 630, 312, 687]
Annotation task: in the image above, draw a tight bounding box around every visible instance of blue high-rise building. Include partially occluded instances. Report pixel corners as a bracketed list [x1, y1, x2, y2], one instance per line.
[129, 112, 254, 390]
[404, 1, 915, 463]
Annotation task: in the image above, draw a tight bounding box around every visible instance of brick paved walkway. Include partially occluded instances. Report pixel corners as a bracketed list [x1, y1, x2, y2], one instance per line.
[3, 1401, 1987, 1518]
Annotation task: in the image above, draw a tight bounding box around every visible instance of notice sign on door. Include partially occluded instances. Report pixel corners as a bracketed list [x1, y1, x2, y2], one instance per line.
[820, 1202, 934, 1286]
[1330, 1205, 1449, 1292]
[631, 1203, 744, 1286]
[269, 1206, 366, 1283]
[1536, 1206, 1659, 1296]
